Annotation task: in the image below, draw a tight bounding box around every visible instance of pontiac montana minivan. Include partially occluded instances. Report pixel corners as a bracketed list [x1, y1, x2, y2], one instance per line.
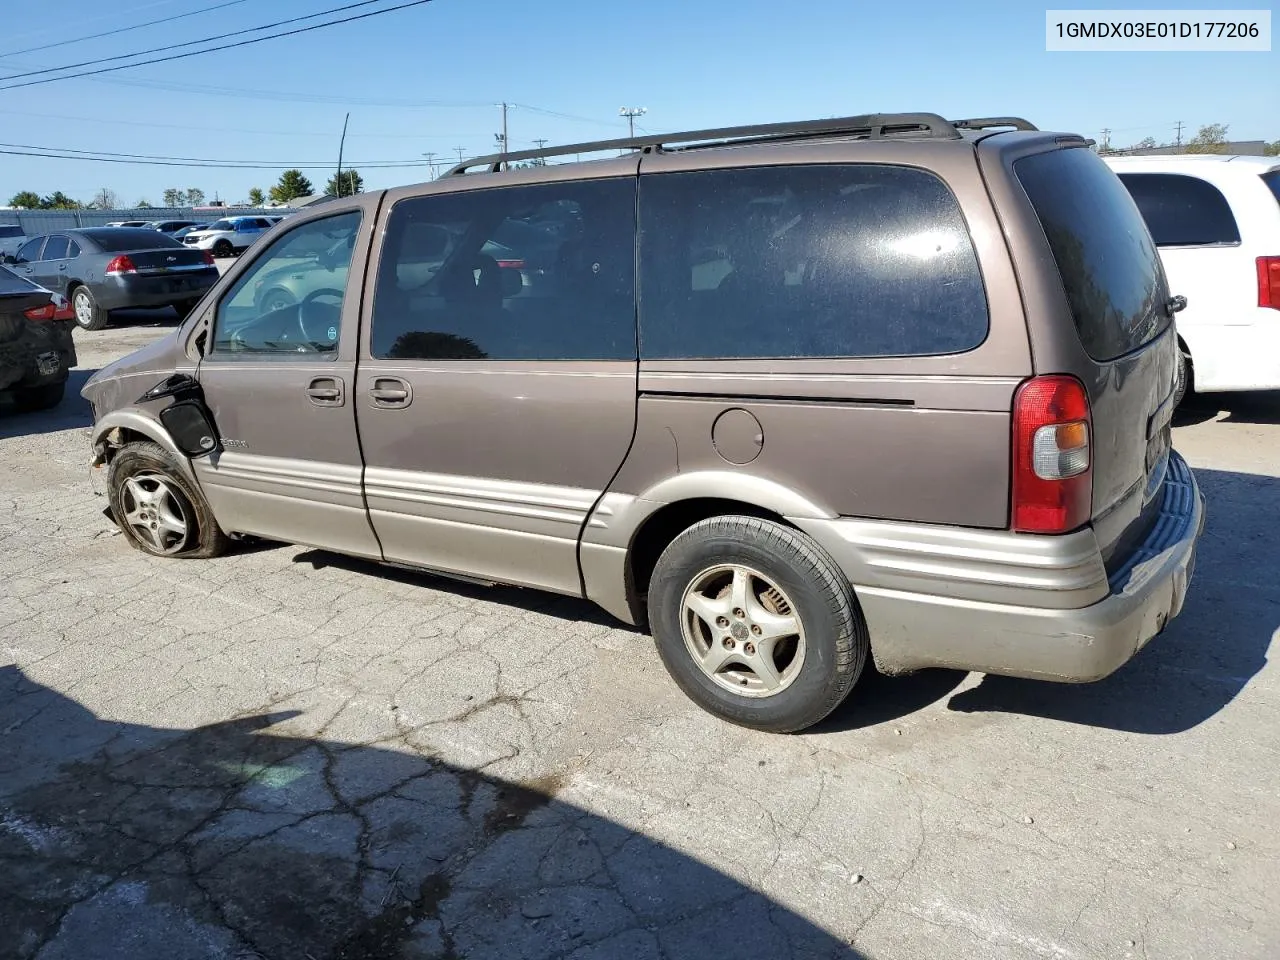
[82, 113, 1204, 732]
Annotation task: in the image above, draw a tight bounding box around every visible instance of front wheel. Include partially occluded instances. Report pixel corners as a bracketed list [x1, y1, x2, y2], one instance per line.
[212, 240, 234, 259]
[647, 516, 868, 733]
[107, 440, 229, 559]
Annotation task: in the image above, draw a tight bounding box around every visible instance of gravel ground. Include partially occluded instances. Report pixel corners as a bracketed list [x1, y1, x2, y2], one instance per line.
[1, 319, 1278, 960]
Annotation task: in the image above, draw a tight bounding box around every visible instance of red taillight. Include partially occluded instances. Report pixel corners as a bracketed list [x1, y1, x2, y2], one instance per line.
[201, 250, 216, 266]
[495, 259, 525, 269]
[1011, 375, 1093, 534]
[23, 303, 57, 321]
[105, 255, 137, 276]
[1258, 257, 1280, 310]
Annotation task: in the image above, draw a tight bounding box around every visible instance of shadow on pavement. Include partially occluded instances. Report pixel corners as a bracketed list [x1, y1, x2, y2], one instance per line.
[0, 369, 96, 439]
[103, 306, 185, 330]
[814, 667, 968, 734]
[1174, 391, 1280, 427]
[948, 468, 1276, 734]
[293, 549, 635, 633]
[0, 665, 863, 960]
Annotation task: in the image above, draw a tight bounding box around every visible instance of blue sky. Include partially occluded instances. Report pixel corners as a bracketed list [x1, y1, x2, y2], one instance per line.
[0, 0, 1275, 205]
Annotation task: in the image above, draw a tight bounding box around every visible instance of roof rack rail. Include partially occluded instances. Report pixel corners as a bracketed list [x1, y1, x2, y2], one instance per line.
[444, 112, 963, 176]
[951, 117, 1038, 132]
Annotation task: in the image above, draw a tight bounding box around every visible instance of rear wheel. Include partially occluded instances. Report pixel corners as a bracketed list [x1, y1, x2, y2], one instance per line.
[71, 285, 108, 331]
[647, 516, 867, 733]
[1173, 347, 1192, 409]
[13, 380, 65, 412]
[107, 441, 228, 559]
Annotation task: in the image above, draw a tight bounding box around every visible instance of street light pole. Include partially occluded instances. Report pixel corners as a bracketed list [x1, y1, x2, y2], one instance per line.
[619, 106, 647, 139]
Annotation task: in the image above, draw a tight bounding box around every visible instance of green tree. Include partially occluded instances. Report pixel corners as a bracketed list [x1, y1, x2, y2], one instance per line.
[325, 169, 363, 197]
[8, 190, 42, 208]
[43, 192, 80, 210]
[137, 200, 154, 209]
[162, 188, 185, 207]
[247, 187, 266, 206]
[185, 187, 206, 206]
[1265, 140, 1280, 157]
[1186, 123, 1229, 154]
[270, 169, 314, 203]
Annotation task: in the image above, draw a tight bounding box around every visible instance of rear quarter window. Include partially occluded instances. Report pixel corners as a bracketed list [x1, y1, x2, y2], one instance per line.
[1115, 172, 1241, 246]
[1016, 148, 1170, 362]
[1263, 170, 1280, 206]
[639, 164, 989, 360]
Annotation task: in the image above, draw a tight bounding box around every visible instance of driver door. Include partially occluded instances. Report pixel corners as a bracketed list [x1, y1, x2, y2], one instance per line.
[193, 198, 381, 557]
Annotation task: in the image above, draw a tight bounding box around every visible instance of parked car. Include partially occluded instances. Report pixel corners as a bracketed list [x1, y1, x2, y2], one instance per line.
[3, 228, 219, 330]
[1105, 155, 1280, 404]
[181, 216, 275, 257]
[0, 223, 26, 260]
[104, 221, 152, 228]
[1, 265, 77, 411]
[146, 220, 201, 235]
[171, 223, 208, 242]
[82, 113, 1203, 732]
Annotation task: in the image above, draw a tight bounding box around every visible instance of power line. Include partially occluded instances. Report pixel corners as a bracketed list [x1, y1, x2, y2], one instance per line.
[0, 142, 431, 170]
[0, 0, 403, 83]
[0, 108, 487, 139]
[0, 0, 251, 60]
[0, 0, 184, 47]
[0, 0, 439, 92]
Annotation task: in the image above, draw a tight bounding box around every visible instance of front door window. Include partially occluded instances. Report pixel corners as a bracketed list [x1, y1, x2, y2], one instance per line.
[210, 211, 362, 355]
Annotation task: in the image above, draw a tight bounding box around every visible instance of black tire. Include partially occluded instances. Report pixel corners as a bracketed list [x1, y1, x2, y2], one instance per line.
[647, 515, 868, 733]
[71, 285, 108, 331]
[1173, 347, 1192, 409]
[107, 440, 229, 559]
[212, 240, 234, 258]
[13, 380, 65, 412]
[175, 299, 201, 318]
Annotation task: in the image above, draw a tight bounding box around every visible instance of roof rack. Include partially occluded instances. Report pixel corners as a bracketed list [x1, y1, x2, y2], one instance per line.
[951, 117, 1038, 132]
[444, 112, 969, 177]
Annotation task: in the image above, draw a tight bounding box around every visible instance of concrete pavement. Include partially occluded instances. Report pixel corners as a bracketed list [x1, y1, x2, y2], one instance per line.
[2, 323, 1278, 959]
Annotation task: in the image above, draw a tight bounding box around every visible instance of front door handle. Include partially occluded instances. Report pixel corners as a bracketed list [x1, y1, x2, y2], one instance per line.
[369, 377, 412, 408]
[306, 376, 345, 407]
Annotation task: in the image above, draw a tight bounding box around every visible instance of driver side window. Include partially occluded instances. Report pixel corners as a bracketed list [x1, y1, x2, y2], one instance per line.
[210, 211, 362, 356]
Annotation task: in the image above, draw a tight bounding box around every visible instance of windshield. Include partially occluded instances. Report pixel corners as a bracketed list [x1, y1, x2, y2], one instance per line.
[207, 220, 234, 231]
[81, 229, 185, 252]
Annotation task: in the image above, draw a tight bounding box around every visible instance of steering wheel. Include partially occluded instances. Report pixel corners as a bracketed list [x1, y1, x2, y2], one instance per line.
[297, 289, 344, 350]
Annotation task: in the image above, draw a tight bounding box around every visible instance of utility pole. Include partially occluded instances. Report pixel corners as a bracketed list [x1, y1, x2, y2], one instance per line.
[619, 106, 647, 139]
[454, 146, 466, 165]
[336, 111, 350, 197]
[533, 138, 547, 166]
[1174, 120, 1184, 147]
[423, 151, 437, 180]
[1100, 127, 1111, 153]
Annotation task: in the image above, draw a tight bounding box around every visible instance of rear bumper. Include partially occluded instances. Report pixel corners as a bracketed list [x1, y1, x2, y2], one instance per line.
[0, 320, 77, 392]
[95, 272, 218, 311]
[800, 453, 1205, 682]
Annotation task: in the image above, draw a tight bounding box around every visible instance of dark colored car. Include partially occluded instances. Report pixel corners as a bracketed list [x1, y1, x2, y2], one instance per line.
[172, 224, 208, 242]
[0, 266, 77, 411]
[2, 228, 219, 331]
[147, 220, 201, 235]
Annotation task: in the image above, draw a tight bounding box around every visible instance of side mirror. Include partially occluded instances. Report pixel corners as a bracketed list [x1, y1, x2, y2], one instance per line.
[1166, 294, 1187, 315]
[1, 254, 15, 265]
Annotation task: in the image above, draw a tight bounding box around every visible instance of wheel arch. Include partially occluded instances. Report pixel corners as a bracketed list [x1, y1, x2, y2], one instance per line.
[92, 410, 198, 484]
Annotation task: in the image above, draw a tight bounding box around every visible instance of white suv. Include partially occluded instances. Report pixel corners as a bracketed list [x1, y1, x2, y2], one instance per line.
[181, 216, 274, 258]
[1106, 155, 1280, 401]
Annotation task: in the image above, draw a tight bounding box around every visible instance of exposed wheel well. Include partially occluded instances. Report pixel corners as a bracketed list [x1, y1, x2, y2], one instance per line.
[625, 498, 792, 625]
[97, 427, 153, 464]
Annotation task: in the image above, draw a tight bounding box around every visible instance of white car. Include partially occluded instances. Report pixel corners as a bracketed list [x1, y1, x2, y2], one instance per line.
[181, 216, 275, 258]
[1106, 155, 1280, 401]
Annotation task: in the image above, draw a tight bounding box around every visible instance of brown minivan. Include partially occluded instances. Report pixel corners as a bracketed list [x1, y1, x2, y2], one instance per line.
[82, 114, 1204, 732]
